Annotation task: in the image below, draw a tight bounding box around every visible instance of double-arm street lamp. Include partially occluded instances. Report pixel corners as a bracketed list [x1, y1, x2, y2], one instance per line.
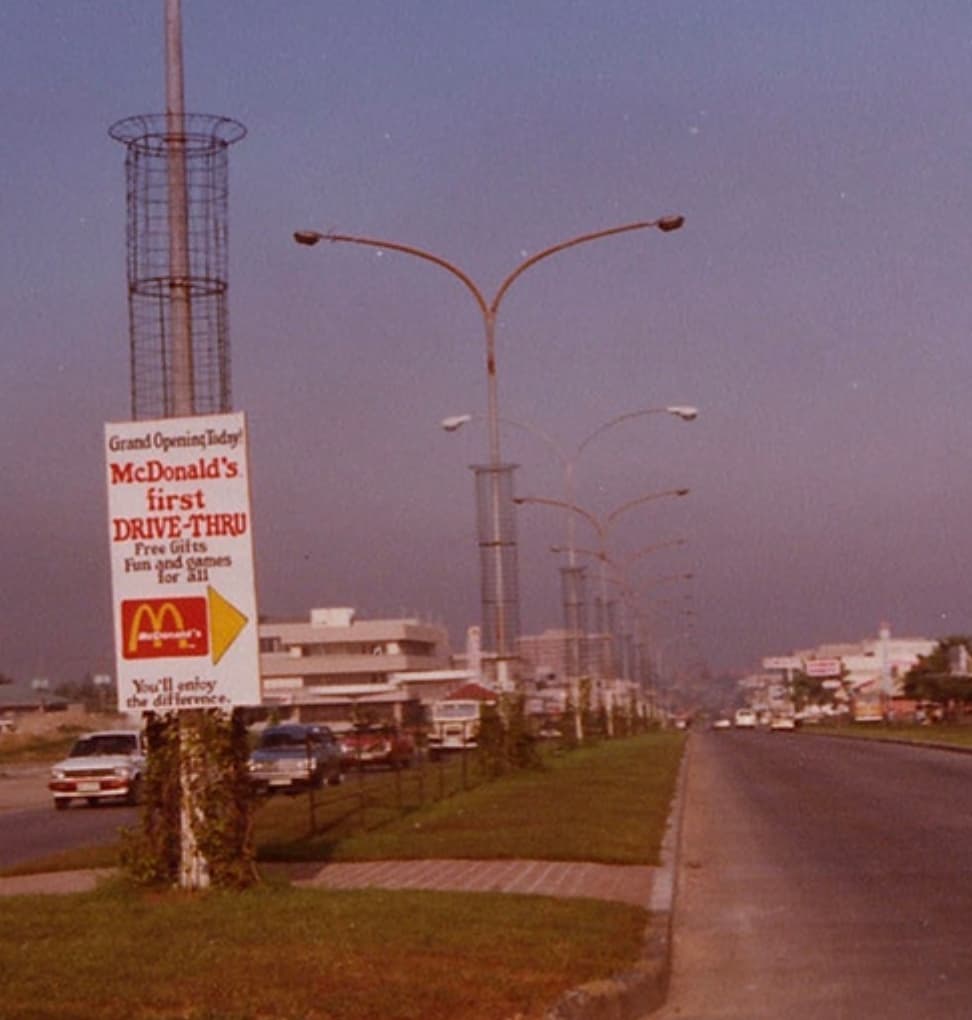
[514, 488, 689, 682]
[295, 216, 685, 689]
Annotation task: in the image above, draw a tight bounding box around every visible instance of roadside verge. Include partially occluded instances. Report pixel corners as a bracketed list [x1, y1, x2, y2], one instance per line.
[542, 734, 690, 1020]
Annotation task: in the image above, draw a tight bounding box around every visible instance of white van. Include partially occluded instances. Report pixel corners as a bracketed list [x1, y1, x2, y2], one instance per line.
[733, 708, 758, 729]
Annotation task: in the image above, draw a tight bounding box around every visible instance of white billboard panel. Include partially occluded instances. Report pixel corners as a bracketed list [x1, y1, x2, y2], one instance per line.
[105, 412, 260, 713]
[804, 658, 843, 678]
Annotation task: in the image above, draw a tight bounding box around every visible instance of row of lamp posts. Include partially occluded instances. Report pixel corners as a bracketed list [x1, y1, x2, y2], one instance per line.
[293, 214, 692, 701]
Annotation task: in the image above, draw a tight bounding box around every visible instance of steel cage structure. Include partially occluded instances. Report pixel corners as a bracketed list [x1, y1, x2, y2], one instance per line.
[110, 113, 245, 419]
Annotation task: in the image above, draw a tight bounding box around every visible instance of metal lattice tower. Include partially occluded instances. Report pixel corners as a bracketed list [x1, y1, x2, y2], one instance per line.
[559, 563, 588, 679]
[471, 463, 521, 672]
[109, 113, 245, 419]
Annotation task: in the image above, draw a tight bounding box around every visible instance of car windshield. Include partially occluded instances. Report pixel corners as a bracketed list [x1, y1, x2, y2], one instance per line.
[71, 734, 138, 757]
[260, 729, 313, 748]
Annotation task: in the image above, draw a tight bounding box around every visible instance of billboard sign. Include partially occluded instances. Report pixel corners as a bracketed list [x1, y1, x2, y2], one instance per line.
[105, 412, 260, 712]
[804, 658, 843, 678]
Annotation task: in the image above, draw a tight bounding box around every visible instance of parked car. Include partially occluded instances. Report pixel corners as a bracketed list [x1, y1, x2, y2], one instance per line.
[711, 716, 733, 730]
[339, 725, 416, 769]
[248, 723, 342, 793]
[49, 729, 145, 810]
[769, 713, 797, 732]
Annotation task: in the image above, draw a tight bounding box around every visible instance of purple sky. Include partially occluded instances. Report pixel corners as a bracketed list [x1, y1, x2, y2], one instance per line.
[4, 1, 972, 689]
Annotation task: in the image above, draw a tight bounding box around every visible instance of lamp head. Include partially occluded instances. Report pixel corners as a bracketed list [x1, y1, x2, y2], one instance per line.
[293, 230, 323, 247]
[441, 414, 473, 433]
[667, 405, 698, 421]
[656, 215, 685, 233]
[675, 488, 690, 497]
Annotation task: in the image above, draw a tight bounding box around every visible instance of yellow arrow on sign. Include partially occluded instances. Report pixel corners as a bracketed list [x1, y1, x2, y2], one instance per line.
[207, 586, 248, 665]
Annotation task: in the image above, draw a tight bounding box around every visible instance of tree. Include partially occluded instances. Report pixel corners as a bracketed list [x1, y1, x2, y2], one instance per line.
[904, 636, 972, 708]
[790, 670, 840, 712]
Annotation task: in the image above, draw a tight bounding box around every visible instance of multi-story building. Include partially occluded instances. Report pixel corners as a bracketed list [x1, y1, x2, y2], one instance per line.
[258, 607, 454, 725]
[756, 624, 937, 721]
[796, 624, 936, 698]
[516, 629, 570, 684]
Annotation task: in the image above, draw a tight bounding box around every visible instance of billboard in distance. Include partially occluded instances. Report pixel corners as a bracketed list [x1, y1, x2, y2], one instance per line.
[105, 412, 260, 713]
[804, 658, 843, 678]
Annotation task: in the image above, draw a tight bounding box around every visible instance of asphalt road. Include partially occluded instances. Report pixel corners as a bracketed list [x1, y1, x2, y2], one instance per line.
[0, 765, 137, 870]
[656, 730, 972, 1020]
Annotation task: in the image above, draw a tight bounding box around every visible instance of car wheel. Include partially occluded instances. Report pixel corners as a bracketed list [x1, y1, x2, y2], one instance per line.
[54, 799, 69, 811]
[327, 768, 343, 786]
[126, 778, 142, 806]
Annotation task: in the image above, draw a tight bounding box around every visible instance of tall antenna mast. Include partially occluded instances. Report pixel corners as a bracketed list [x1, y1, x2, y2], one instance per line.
[165, 0, 194, 415]
[110, 5, 245, 421]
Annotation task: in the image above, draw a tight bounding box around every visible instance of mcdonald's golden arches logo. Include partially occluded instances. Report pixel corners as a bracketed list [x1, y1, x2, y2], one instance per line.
[122, 597, 209, 660]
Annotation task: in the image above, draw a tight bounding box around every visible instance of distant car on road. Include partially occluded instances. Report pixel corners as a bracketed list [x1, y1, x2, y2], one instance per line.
[339, 725, 416, 769]
[769, 714, 797, 732]
[248, 723, 342, 794]
[711, 717, 733, 730]
[49, 729, 145, 810]
[733, 708, 758, 729]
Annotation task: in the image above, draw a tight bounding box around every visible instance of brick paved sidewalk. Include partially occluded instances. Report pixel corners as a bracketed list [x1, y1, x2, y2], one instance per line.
[289, 858, 656, 907]
[0, 859, 655, 906]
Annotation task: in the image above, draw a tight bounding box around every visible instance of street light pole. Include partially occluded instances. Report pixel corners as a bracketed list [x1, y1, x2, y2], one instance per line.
[295, 215, 685, 687]
[515, 488, 689, 685]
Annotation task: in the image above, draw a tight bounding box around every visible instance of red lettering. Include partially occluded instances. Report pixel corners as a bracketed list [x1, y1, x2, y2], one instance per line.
[112, 516, 183, 541]
[186, 513, 247, 538]
[109, 462, 134, 484]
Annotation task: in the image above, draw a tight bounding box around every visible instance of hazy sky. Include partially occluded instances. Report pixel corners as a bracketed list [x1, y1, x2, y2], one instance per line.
[4, 1, 972, 689]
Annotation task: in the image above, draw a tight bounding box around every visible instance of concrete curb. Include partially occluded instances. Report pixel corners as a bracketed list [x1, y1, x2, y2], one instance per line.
[542, 736, 691, 1020]
[0, 868, 114, 896]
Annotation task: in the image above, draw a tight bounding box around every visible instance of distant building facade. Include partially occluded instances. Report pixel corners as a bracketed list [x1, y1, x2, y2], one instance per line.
[751, 623, 937, 720]
[516, 629, 570, 684]
[258, 607, 456, 726]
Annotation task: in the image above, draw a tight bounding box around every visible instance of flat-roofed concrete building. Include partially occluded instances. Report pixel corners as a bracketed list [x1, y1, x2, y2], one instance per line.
[258, 607, 454, 726]
[516, 628, 569, 683]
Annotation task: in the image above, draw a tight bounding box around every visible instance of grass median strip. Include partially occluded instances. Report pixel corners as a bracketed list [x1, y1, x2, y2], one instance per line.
[1, 872, 648, 1020]
[1, 733, 685, 1019]
[339, 730, 682, 862]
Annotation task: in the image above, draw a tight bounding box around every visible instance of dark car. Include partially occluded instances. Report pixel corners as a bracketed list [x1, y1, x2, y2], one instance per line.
[248, 723, 342, 793]
[339, 725, 416, 769]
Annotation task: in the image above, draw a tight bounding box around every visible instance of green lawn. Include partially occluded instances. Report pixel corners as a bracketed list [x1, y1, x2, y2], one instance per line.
[295, 732, 683, 864]
[0, 733, 684, 1020]
[807, 722, 972, 748]
[0, 881, 647, 1020]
